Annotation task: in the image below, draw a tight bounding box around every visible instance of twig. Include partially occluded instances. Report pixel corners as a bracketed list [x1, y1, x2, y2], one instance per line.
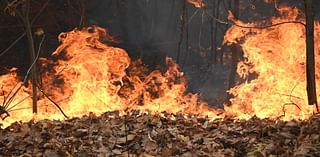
[0, 33, 25, 57]
[0, 0, 50, 57]
[232, 20, 306, 29]
[3, 86, 22, 110]
[273, 83, 300, 101]
[277, 83, 303, 100]
[186, 9, 199, 25]
[2, 83, 23, 109]
[23, 35, 45, 84]
[6, 95, 31, 112]
[0, 24, 42, 29]
[7, 106, 31, 112]
[37, 85, 68, 118]
[199, 4, 306, 29]
[277, 94, 303, 100]
[281, 102, 302, 118]
[0, 82, 28, 120]
[279, 83, 304, 117]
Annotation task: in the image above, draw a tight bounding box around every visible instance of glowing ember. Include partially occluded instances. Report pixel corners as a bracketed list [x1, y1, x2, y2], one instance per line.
[224, 6, 319, 120]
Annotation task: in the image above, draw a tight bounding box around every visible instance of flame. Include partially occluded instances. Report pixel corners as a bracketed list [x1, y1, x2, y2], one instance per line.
[0, 69, 32, 126]
[0, 26, 219, 127]
[1, 6, 319, 127]
[224, 6, 319, 120]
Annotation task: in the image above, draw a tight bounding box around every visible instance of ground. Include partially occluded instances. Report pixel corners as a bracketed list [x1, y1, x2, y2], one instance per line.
[1, 111, 320, 157]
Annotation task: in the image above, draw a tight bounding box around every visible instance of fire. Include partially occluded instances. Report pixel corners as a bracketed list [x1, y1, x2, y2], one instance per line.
[0, 69, 32, 126]
[49, 26, 216, 117]
[0, 6, 319, 127]
[0, 26, 218, 128]
[48, 26, 130, 114]
[224, 6, 319, 120]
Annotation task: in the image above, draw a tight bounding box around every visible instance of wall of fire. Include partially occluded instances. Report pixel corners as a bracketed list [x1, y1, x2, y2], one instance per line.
[0, 0, 319, 106]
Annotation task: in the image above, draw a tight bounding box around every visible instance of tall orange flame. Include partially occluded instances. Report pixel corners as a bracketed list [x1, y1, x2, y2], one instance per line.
[0, 26, 219, 128]
[224, 6, 319, 120]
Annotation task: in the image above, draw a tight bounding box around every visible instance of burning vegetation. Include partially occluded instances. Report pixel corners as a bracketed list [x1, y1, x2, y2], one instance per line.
[0, 1, 320, 156]
[1, 6, 319, 126]
[0, 25, 221, 128]
[224, 7, 320, 120]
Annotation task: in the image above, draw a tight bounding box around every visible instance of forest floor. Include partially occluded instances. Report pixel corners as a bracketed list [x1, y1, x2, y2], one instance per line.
[1, 111, 320, 157]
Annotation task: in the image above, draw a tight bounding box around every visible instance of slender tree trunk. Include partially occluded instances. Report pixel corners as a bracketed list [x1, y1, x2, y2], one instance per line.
[25, 0, 38, 113]
[177, 2, 186, 65]
[211, 0, 221, 65]
[232, 0, 239, 21]
[181, 6, 189, 68]
[228, 0, 240, 91]
[305, 0, 318, 111]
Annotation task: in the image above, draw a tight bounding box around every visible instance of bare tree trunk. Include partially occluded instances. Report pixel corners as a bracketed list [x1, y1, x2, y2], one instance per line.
[24, 0, 38, 113]
[232, 0, 239, 21]
[228, 0, 240, 91]
[305, 0, 318, 106]
[211, 0, 221, 65]
[305, 0, 318, 111]
[177, 2, 186, 65]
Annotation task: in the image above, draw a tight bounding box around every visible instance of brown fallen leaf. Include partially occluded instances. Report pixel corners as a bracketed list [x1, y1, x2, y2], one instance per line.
[117, 134, 136, 144]
[177, 134, 190, 142]
[143, 140, 157, 152]
[112, 149, 122, 155]
[1, 111, 320, 156]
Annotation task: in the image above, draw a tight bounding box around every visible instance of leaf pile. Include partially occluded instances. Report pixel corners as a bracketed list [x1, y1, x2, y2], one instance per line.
[0, 111, 320, 157]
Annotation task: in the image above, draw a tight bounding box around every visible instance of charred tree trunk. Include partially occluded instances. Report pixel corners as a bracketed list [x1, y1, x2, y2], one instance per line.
[304, 0, 318, 111]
